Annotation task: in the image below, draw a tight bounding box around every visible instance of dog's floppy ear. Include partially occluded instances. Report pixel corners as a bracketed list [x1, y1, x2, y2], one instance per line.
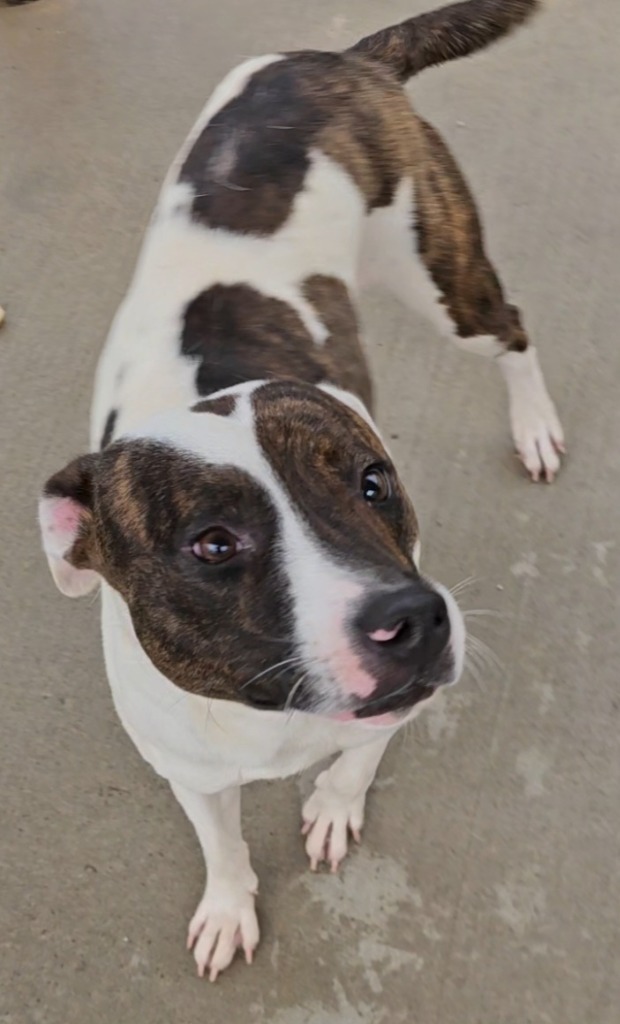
[38, 454, 101, 597]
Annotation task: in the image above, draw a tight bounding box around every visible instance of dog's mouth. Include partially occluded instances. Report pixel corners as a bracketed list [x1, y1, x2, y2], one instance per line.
[353, 680, 437, 719]
[241, 670, 442, 720]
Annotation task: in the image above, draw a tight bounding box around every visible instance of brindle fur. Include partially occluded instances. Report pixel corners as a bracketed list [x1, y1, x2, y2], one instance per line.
[45, 443, 295, 703]
[182, 278, 372, 410]
[351, 0, 538, 81]
[191, 394, 237, 416]
[45, 0, 546, 705]
[253, 381, 417, 573]
[177, 2, 539, 407]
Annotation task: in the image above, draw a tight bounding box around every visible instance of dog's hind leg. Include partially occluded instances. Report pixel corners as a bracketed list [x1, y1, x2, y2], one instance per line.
[360, 120, 564, 482]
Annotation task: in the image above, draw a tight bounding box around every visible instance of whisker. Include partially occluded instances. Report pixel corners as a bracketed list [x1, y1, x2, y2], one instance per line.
[464, 650, 500, 692]
[463, 609, 507, 621]
[204, 696, 231, 737]
[450, 576, 479, 598]
[284, 672, 311, 717]
[464, 651, 487, 692]
[245, 628, 291, 646]
[166, 689, 190, 712]
[467, 634, 503, 673]
[240, 655, 306, 693]
[466, 640, 492, 672]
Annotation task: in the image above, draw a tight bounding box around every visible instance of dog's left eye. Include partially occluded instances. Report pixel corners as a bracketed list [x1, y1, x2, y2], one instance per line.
[361, 465, 392, 504]
[191, 527, 240, 564]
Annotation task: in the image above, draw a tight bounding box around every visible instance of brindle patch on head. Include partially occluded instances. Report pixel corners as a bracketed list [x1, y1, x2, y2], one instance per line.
[412, 116, 530, 351]
[179, 51, 416, 235]
[253, 380, 418, 577]
[181, 280, 372, 410]
[68, 440, 296, 702]
[191, 394, 237, 416]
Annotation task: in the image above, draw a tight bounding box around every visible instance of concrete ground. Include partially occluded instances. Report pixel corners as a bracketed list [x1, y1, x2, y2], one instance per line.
[1, 0, 619, 1021]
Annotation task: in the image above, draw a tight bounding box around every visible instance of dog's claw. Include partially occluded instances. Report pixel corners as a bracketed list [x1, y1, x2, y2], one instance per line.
[301, 775, 367, 871]
[187, 883, 259, 982]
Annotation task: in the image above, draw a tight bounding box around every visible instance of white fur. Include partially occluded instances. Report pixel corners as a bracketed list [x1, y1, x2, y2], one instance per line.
[499, 347, 564, 481]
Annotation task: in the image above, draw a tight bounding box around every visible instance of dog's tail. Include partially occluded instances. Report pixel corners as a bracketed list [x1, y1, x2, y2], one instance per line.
[348, 0, 540, 83]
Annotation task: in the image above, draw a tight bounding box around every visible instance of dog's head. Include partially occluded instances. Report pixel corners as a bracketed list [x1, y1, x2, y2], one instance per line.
[39, 381, 464, 724]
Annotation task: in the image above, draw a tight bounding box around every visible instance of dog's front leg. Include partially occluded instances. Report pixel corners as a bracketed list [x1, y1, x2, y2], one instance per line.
[302, 733, 392, 872]
[170, 782, 259, 981]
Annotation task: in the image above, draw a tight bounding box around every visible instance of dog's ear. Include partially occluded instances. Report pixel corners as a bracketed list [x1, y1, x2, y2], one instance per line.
[38, 454, 101, 597]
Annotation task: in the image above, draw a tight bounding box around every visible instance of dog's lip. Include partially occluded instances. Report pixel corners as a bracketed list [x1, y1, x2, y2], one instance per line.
[353, 681, 436, 719]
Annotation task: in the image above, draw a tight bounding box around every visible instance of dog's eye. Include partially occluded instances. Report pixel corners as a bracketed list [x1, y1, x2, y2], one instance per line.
[191, 527, 239, 564]
[361, 465, 392, 504]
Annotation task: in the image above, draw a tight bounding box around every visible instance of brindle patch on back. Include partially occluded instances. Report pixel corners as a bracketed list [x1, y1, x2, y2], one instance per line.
[303, 275, 373, 410]
[191, 394, 237, 416]
[181, 46, 531, 356]
[179, 52, 416, 236]
[181, 279, 372, 409]
[253, 380, 417, 577]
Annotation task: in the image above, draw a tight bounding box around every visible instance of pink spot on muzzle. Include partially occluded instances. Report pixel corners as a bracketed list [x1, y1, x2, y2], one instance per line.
[330, 647, 377, 700]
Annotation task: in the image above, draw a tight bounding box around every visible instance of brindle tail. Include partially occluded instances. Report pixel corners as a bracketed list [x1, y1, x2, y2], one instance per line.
[348, 0, 540, 82]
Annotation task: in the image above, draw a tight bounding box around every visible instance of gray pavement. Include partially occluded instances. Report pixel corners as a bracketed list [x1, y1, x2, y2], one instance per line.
[1, 1, 619, 1021]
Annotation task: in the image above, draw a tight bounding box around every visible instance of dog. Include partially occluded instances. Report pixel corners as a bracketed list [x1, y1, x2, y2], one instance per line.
[38, 0, 563, 982]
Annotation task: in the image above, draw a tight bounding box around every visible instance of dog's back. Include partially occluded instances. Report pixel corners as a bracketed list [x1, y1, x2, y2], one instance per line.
[91, 1, 541, 453]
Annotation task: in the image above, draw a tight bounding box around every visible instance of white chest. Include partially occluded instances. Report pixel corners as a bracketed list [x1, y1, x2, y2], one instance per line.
[100, 586, 394, 793]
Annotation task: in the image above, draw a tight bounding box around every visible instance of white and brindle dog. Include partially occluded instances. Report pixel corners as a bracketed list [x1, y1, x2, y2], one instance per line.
[39, 0, 563, 981]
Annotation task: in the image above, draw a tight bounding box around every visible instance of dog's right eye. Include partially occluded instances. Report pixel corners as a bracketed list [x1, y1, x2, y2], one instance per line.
[191, 527, 240, 564]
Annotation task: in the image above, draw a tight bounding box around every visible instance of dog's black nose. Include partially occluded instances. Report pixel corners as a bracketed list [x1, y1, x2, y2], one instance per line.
[355, 584, 450, 663]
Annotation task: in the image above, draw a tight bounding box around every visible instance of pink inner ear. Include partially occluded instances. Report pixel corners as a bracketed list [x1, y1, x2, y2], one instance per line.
[48, 497, 83, 537]
[40, 495, 86, 559]
[39, 494, 98, 597]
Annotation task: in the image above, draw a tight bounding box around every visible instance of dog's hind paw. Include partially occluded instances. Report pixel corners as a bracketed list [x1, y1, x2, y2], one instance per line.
[500, 347, 565, 483]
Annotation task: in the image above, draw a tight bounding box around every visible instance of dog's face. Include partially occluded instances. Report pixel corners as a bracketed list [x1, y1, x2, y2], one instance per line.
[39, 381, 464, 724]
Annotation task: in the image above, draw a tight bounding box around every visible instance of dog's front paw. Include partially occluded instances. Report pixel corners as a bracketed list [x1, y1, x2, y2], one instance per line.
[301, 771, 366, 872]
[501, 348, 565, 483]
[187, 873, 259, 982]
